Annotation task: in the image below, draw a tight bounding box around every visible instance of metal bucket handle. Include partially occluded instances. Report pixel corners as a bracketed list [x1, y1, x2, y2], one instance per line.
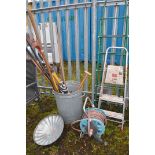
[80, 92, 86, 98]
[83, 97, 95, 113]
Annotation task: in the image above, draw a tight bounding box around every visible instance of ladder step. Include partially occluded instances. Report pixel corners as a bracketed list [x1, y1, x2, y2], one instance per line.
[104, 110, 123, 120]
[100, 94, 124, 104]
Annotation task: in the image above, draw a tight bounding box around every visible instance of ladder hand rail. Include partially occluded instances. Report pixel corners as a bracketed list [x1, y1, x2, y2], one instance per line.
[105, 46, 128, 63]
[99, 46, 129, 103]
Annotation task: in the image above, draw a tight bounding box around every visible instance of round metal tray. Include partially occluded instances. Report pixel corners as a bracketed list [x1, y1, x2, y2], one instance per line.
[33, 115, 64, 146]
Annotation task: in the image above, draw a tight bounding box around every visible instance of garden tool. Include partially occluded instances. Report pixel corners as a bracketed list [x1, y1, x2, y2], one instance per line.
[26, 33, 68, 94]
[34, 44, 68, 94]
[78, 71, 91, 90]
[27, 8, 42, 47]
[27, 9, 68, 94]
[57, 30, 66, 85]
[26, 35, 55, 84]
[26, 46, 52, 85]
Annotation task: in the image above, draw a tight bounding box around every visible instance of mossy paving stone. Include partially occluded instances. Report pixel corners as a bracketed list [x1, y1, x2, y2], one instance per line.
[27, 95, 129, 155]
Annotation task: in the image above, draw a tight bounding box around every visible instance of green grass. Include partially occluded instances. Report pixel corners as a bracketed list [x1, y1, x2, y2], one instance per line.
[27, 62, 129, 155]
[27, 95, 129, 155]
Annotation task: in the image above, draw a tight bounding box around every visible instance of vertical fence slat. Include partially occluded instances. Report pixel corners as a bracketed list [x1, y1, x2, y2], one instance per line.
[124, 3, 129, 98]
[56, 0, 64, 71]
[92, 0, 97, 103]
[99, 2, 108, 97]
[120, 2, 129, 100]
[40, 0, 48, 58]
[40, 0, 49, 87]
[101, 4, 108, 72]
[65, 0, 72, 80]
[111, 4, 119, 65]
[120, 11, 126, 65]
[74, 0, 80, 82]
[46, 0, 54, 87]
[84, 0, 88, 91]
[121, 2, 129, 64]
[48, 0, 55, 63]
[126, 4, 129, 50]
[114, 5, 119, 96]
[109, 4, 118, 96]
[95, 3, 107, 92]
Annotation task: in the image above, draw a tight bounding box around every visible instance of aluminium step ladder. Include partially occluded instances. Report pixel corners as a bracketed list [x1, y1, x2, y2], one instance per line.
[98, 47, 128, 130]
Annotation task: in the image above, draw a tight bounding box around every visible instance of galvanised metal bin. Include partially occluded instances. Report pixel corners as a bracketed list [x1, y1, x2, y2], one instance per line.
[53, 81, 83, 124]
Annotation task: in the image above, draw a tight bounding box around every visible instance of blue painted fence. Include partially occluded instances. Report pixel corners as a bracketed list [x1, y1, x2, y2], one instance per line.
[35, 0, 127, 63]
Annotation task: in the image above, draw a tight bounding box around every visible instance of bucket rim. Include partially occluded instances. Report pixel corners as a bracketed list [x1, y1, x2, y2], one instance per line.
[53, 80, 82, 96]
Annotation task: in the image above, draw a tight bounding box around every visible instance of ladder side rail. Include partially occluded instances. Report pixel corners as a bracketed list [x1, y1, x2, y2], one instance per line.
[124, 48, 128, 101]
[122, 47, 128, 130]
[98, 46, 128, 108]
[98, 47, 111, 108]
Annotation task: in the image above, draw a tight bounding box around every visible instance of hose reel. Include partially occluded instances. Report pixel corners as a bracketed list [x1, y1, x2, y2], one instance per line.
[71, 97, 107, 142]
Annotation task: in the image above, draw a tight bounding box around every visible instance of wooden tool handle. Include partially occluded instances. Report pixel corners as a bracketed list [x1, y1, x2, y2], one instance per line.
[57, 32, 66, 84]
[84, 71, 91, 76]
[27, 9, 59, 92]
[78, 71, 92, 90]
[27, 9, 42, 48]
